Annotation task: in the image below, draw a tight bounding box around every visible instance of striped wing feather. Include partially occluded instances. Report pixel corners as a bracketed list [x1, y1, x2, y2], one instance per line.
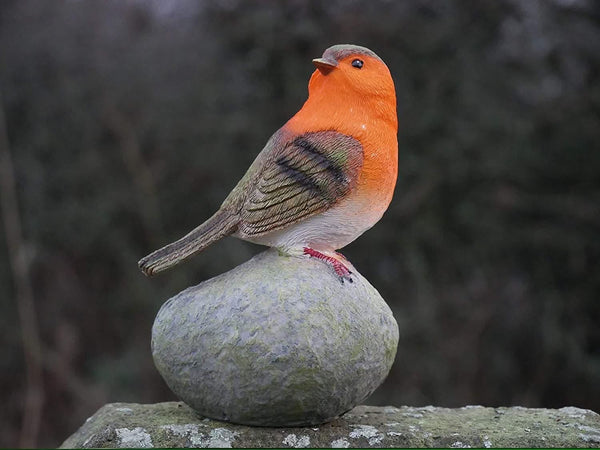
[239, 130, 363, 236]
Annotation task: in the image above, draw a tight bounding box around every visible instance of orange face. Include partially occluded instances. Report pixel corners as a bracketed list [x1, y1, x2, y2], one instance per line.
[309, 54, 397, 116]
[286, 47, 398, 210]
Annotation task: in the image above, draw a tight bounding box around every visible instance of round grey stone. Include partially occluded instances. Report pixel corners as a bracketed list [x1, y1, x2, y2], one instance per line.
[151, 249, 399, 426]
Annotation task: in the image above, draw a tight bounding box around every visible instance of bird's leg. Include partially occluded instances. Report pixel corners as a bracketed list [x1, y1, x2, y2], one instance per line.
[303, 247, 353, 283]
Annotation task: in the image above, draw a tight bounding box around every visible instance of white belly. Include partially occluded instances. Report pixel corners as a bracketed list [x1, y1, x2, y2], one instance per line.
[236, 194, 386, 253]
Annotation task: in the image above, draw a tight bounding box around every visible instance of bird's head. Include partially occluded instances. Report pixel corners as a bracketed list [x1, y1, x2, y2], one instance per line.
[308, 44, 395, 102]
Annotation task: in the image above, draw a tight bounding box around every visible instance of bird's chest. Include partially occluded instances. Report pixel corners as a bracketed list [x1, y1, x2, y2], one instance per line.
[353, 121, 398, 205]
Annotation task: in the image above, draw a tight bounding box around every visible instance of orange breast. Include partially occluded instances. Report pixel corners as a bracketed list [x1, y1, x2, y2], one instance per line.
[285, 99, 398, 214]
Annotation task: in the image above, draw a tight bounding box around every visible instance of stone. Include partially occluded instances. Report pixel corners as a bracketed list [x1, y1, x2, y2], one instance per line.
[151, 249, 398, 426]
[60, 402, 600, 448]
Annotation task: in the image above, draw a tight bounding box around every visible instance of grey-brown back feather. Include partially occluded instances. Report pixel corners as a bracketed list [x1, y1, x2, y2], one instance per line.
[238, 130, 363, 237]
[138, 129, 363, 275]
[138, 209, 238, 276]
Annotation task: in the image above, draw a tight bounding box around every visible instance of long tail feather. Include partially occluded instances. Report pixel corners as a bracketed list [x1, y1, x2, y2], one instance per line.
[138, 210, 238, 276]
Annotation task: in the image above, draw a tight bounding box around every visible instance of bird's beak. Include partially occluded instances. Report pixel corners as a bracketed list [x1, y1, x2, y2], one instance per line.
[312, 57, 337, 73]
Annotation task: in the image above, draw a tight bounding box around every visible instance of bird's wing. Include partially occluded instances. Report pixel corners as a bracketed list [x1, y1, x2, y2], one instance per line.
[238, 130, 363, 236]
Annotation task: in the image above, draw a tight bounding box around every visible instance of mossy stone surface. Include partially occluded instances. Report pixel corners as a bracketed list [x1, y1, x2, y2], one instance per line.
[151, 249, 399, 426]
[60, 402, 600, 448]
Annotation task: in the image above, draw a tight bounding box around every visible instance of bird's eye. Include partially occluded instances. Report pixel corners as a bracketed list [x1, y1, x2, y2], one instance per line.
[351, 59, 364, 69]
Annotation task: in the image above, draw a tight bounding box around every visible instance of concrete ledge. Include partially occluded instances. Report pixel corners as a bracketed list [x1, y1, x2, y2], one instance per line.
[60, 402, 600, 448]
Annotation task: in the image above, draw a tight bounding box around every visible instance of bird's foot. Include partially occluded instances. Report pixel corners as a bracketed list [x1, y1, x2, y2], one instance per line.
[303, 247, 353, 283]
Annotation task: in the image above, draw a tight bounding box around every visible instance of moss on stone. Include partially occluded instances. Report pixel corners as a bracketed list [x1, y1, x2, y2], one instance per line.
[61, 402, 600, 448]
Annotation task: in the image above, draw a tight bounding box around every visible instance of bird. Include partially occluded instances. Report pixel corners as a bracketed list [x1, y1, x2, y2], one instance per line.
[139, 44, 398, 282]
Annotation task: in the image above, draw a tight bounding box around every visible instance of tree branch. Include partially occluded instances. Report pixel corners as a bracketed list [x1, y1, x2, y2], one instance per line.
[0, 92, 44, 448]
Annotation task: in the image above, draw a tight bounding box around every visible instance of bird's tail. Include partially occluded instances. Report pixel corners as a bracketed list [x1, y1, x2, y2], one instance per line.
[138, 209, 238, 276]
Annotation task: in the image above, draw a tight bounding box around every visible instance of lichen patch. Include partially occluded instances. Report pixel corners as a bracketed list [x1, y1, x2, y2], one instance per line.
[559, 406, 594, 419]
[115, 407, 134, 414]
[330, 437, 350, 448]
[160, 423, 201, 437]
[349, 424, 384, 446]
[189, 428, 238, 448]
[115, 427, 153, 448]
[283, 433, 311, 448]
[402, 411, 424, 418]
[483, 435, 492, 448]
[579, 433, 600, 444]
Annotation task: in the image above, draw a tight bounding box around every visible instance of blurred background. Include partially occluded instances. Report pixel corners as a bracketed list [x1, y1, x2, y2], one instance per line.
[1, 0, 599, 447]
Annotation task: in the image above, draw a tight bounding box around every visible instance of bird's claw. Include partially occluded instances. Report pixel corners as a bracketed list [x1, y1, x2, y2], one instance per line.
[340, 274, 354, 284]
[303, 247, 354, 284]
